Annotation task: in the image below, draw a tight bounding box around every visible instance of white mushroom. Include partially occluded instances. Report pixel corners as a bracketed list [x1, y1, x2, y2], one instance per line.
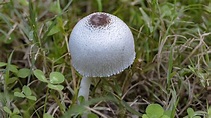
[69, 12, 135, 102]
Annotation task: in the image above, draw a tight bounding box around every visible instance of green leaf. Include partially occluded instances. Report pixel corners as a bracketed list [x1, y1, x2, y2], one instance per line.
[13, 107, 20, 114]
[78, 96, 85, 104]
[7, 77, 18, 85]
[5, 51, 14, 84]
[0, 62, 7, 67]
[139, 7, 153, 33]
[3, 33, 15, 44]
[43, 113, 54, 118]
[18, 0, 28, 6]
[187, 108, 195, 117]
[62, 104, 86, 116]
[17, 68, 30, 78]
[88, 113, 99, 118]
[28, 30, 34, 41]
[11, 115, 22, 118]
[47, 84, 64, 91]
[49, 72, 64, 84]
[208, 107, 211, 117]
[8, 65, 18, 73]
[33, 69, 48, 83]
[23, 86, 31, 96]
[161, 115, 170, 118]
[164, 110, 172, 117]
[161, 5, 172, 17]
[14, 92, 25, 98]
[3, 106, 12, 114]
[142, 114, 149, 118]
[26, 96, 37, 101]
[146, 104, 164, 118]
[96, 0, 102, 12]
[47, 24, 60, 36]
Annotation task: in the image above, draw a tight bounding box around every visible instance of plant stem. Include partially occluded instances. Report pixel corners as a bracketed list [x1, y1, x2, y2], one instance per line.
[78, 77, 92, 118]
[78, 77, 92, 101]
[43, 87, 49, 114]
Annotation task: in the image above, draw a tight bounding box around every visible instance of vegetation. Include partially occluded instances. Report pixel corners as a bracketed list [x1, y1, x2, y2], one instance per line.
[0, 0, 211, 117]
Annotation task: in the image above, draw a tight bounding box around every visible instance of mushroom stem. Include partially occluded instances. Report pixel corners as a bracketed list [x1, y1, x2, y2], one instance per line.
[78, 76, 92, 101]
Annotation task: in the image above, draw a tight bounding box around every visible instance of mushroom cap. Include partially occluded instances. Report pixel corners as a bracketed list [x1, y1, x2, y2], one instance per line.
[69, 12, 135, 77]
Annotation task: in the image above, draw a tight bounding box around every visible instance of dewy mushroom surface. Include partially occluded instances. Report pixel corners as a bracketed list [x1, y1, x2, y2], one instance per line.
[69, 12, 135, 77]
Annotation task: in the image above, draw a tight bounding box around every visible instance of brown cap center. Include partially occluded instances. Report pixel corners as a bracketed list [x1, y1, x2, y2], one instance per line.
[89, 14, 111, 27]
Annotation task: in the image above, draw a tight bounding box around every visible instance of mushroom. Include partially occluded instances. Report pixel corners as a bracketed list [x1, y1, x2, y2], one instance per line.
[69, 12, 135, 103]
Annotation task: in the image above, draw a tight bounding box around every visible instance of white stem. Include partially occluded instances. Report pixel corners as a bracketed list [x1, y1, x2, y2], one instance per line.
[78, 77, 91, 118]
[78, 76, 92, 101]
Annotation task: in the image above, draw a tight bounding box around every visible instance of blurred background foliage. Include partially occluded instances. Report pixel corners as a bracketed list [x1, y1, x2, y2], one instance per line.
[0, 0, 211, 117]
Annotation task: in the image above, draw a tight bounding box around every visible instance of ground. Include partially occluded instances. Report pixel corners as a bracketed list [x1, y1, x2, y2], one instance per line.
[0, 0, 211, 118]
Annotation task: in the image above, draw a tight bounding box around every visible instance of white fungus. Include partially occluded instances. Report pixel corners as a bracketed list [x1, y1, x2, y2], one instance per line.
[69, 12, 135, 77]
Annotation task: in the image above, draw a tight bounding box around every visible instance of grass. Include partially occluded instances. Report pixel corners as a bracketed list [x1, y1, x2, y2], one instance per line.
[0, 0, 211, 117]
